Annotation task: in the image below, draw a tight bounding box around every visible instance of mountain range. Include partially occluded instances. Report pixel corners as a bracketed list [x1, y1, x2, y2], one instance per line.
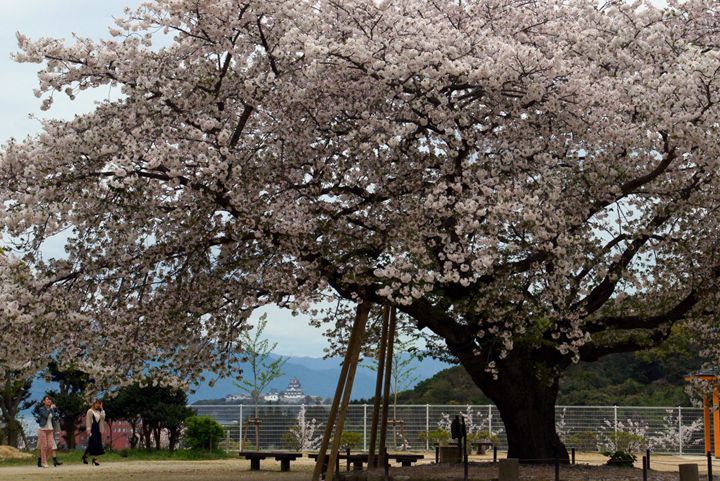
[27, 354, 450, 404]
[188, 354, 449, 402]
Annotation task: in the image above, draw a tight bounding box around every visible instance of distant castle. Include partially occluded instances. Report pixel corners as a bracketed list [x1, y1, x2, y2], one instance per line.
[224, 377, 307, 403]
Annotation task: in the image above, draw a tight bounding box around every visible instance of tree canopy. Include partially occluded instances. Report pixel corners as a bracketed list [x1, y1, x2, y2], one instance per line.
[2, 0, 720, 459]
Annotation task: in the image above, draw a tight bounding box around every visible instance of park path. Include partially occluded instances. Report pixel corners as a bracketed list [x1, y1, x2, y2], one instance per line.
[0, 459, 314, 481]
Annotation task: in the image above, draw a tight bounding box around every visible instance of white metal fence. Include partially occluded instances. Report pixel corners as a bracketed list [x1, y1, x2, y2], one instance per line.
[191, 404, 706, 455]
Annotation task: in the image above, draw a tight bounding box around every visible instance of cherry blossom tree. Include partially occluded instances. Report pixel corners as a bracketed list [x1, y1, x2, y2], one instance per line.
[3, 0, 720, 460]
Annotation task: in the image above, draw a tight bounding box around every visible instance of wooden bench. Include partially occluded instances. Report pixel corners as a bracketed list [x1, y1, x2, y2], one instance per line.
[387, 453, 425, 466]
[471, 441, 494, 455]
[239, 451, 302, 471]
[307, 452, 368, 471]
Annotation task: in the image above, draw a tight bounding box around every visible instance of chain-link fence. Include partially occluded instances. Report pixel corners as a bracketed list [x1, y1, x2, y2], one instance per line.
[191, 404, 706, 455]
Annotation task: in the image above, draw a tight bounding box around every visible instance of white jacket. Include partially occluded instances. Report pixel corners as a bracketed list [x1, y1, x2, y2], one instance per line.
[86, 409, 106, 434]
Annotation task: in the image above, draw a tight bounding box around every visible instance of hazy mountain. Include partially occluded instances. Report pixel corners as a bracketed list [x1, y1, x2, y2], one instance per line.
[188, 354, 449, 402]
[26, 354, 449, 404]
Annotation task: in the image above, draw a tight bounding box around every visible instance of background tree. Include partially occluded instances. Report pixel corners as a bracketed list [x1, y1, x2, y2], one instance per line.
[34, 363, 90, 450]
[103, 387, 142, 449]
[4, 0, 720, 461]
[364, 336, 419, 448]
[0, 369, 33, 448]
[0, 250, 57, 448]
[136, 384, 193, 451]
[104, 380, 193, 451]
[183, 416, 224, 451]
[234, 315, 287, 416]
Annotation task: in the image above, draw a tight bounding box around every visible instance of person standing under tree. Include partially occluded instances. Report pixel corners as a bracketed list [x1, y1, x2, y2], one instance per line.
[35, 395, 62, 468]
[82, 399, 105, 466]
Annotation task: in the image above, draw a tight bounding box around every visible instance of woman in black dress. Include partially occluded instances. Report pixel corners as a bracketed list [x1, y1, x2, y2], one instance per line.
[82, 399, 105, 466]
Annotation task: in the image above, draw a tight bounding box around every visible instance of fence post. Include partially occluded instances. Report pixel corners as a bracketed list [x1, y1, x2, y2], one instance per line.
[642, 456, 647, 481]
[613, 405, 618, 434]
[426, 404, 430, 451]
[239, 404, 243, 452]
[679, 406, 683, 456]
[364, 404, 368, 451]
[488, 405, 493, 437]
[707, 451, 712, 481]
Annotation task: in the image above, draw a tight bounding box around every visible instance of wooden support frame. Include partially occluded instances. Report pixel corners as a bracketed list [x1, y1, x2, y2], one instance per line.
[312, 301, 371, 481]
[368, 305, 390, 469]
[378, 306, 397, 466]
[241, 416, 261, 451]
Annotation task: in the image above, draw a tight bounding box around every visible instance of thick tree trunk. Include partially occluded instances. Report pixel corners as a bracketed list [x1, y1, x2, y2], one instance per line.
[459, 349, 568, 462]
[169, 429, 180, 453]
[5, 418, 22, 448]
[61, 418, 77, 450]
[153, 427, 161, 450]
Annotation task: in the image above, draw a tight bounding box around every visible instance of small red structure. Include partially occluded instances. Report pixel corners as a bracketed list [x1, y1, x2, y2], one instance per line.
[685, 371, 720, 457]
[58, 421, 135, 451]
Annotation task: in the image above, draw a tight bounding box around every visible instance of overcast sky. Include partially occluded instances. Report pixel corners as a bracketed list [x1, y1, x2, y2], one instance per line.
[0, 0, 330, 358]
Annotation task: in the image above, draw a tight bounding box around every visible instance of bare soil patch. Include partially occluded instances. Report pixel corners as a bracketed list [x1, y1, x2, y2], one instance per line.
[0, 459, 313, 481]
[0, 452, 714, 481]
[374, 461, 681, 481]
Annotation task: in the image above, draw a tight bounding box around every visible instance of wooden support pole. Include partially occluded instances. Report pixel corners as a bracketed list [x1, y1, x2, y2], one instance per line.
[368, 305, 390, 469]
[705, 393, 712, 457]
[326, 302, 370, 479]
[378, 306, 397, 463]
[312, 301, 370, 481]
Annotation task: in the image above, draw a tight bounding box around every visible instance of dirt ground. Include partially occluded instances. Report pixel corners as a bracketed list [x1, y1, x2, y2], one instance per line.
[0, 453, 715, 481]
[0, 459, 314, 481]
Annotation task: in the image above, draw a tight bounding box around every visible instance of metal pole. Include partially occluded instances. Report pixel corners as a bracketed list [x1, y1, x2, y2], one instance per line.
[488, 405, 492, 437]
[614, 405, 618, 434]
[571, 447, 575, 465]
[363, 404, 368, 452]
[679, 406, 684, 456]
[646, 449, 651, 470]
[239, 405, 243, 452]
[464, 430, 468, 481]
[642, 456, 648, 481]
[426, 404, 430, 451]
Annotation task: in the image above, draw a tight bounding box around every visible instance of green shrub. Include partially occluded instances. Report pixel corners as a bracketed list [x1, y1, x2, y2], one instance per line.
[340, 432, 363, 450]
[118, 449, 130, 458]
[183, 416, 225, 450]
[281, 429, 301, 450]
[469, 430, 499, 445]
[567, 431, 598, 451]
[603, 450, 636, 467]
[604, 431, 647, 454]
[419, 429, 451, 444]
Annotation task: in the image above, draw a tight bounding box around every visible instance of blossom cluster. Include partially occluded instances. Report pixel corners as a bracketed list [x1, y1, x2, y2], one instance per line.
[2, 0, 720, 380]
